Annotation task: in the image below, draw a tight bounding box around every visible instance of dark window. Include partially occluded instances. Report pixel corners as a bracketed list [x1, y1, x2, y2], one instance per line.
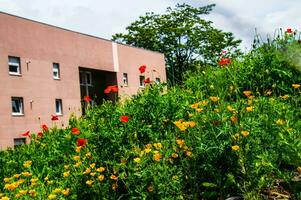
[12, 97, 24, 115]
[53, 63, 60, 79]
[55, 99, 63, 115]
[139, 75, 145, 87]
[8, 56, 21, 75]
[14, 138, 26, 148]
[123, 73, 128, 86]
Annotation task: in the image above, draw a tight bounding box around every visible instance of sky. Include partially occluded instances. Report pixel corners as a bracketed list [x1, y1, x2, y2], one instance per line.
[0, 0, 300, 51]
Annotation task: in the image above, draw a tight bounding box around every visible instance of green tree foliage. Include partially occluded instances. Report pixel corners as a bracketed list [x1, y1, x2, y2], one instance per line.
[112, 3, 242, 85]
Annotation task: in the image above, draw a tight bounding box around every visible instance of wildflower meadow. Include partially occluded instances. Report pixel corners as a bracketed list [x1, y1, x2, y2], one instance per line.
[0, 30, 301, 200]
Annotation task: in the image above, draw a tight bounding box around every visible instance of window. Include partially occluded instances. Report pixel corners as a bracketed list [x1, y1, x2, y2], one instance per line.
[53, 63, 60, 79]
[8, 56, 21, 75]
[12, 97, 24, 115]
[80, 71, 92, 86]
[139, 75, 145, 87]
[55, 99, 63, 115]
[155, 78, 161, 84]
[14, 138, 26, 148]
[122, 73, 128, 86]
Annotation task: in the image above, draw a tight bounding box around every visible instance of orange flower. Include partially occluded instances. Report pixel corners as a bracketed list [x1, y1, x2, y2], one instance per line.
[112, 183, 118, 191]
[190, 103, 199, 109]
[147, 185, 154, 192]
[110, 175, 118, 181]
[176, 139, 185, 148]
[230, 116, 238, 123]
[153, 152, 162, 162]
[292, 84, 300, 89]
[171, 153, 178, 158]
[241, 131, 249, 137]
[71, 128, 80, 135]
[243, 91, 252, 97]
[209, 96, 220, 102]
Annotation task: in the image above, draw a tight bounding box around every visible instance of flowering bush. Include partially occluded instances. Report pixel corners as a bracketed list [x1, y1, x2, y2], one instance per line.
[0, 33, 301, 200]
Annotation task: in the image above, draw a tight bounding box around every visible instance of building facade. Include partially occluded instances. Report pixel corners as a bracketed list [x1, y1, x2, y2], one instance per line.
[0, 12, 166, 149]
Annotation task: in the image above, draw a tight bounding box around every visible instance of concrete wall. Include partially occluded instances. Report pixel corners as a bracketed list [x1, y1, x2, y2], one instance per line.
[0, 12, 166, 149]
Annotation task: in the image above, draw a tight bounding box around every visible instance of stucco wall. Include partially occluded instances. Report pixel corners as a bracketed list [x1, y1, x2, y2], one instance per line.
[0, 12, 166, 149]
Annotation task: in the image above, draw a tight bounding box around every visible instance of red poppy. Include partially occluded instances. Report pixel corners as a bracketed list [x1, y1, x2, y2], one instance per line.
[51, 115, 59, 121]
[111, 85, 118, 93]
[21, 130, 31, 137]
[37, 132, 43, 138]
[104, 85, 118, 94]
[218, 58, 231, 67]
[77, 138, 87, 147]
[120, 115, 129, 123]
[83, 96, 91, 102]
[41, 124, 48, 132]
[286, 28, 293, 33]
[72, 127, 80, 135]
[144, 77, 151, 84]
[139, 65, 146, 73]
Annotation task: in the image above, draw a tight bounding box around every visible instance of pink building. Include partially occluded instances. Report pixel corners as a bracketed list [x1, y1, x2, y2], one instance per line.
[0, 12, 166, 149]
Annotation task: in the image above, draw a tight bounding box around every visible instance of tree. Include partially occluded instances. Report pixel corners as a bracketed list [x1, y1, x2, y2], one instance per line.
[112, 3, 241, 85]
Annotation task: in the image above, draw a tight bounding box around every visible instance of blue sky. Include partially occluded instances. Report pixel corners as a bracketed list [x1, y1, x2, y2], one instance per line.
[0, 0, 299, 50]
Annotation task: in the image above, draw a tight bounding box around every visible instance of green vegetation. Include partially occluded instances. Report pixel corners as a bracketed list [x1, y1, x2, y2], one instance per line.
[0, 31, 301, 199]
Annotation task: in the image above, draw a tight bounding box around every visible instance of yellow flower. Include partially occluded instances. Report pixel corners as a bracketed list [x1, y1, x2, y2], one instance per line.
[243, 90, 252, 97]
[209, 96, 220, 102]
[48, 194, 57, 199]
[83, 168, 91, 175]
[90, 163, 96, 169]
[176, 139, 185, 148]
[21, 172, 32, 177]
[86, 180, 94, 187]
[75, 146, 82, 153]
[16, 179, 25, 185]
[241, 131, 250, 137]
[232, 145, 240, 151]
[73, 155, 80, 161]
[28, 189, 36, 197]
[47, 180, 54, 185]
[19, 190, 27, 195]
[187, 121, 196, 127]
[185, 151, 192, 157]
[171, 153, 178, 158]
[64, 165, 69, 170]
[144, 148, 152, 153]
[53, 188, 61, 193]
[145, 144, 152, 149]
[23, 160, 32, 168]
[74, 162, 82, 168]
[280, 94, 289, 100]
[297, 166, 301, 173]
[188, 113, 194, 117]
[15, 194, 22, 198]
[90, 172, 96, 177]
[110, 175, 118, 181]
[246, 100, 253, 105]
[153, 153, 162, 162]
[292, 84, 300, 89]
[200, 100, 209, 106]
[265, 90, 272, 96]
[61, 188, 70, 196]
[133, 157, 141, 163]
[63, 171, 70, 177]
[227, 105, 235, 112]
[85, 152, 92, 157]
[13, 174, 21, 178]
[3, 178, 11, 182]
[196, 108, 203, 113]
[44, 176, 49, 181]
[153, 143, 163, 150]
[147, 185, 154, 192]
[276, 119, 285, 125]
[98, 175, 105, 182]
[214, 108, 220, 113]
[4, 182, 18, 190]
[0, 196, 10, 200]
[246, 106, 254, 112]
[190, 102, 200, 109]
[96, 167, 105, 173]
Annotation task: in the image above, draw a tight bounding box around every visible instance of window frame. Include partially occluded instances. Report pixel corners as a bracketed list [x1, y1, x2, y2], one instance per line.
[139, 75, 145, 87]
[11, 97, 24, 116]
[122, 73, 128, 86]
[55, 99, 63, 115]
[14, 138, 26, 148]
[8, 56, 21, 76]
[155, 77, 161, 84]
[53, 63, 60, 80]
[79, 71, 92, 86]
